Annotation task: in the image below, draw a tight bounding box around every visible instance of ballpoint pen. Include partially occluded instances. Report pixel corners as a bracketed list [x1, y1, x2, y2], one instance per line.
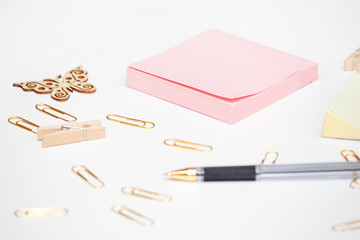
[166, 162, 360, 182]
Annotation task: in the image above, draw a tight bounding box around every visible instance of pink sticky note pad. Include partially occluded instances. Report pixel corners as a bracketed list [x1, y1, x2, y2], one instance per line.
[127, 29, 318, 124]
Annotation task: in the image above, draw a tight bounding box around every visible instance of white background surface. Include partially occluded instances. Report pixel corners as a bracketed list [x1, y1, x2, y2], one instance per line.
[1, 0, 360, 239]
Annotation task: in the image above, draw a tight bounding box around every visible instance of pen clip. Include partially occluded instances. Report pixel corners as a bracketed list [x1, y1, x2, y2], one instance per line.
[260, 151, 279, 165]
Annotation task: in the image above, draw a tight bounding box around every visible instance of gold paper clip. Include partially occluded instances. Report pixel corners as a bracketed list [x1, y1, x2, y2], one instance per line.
[36, 103, 77, 122]
[121, 186, 172, 202]
[341, 149, 360, 161]
[71, 165, 104, 189]
[332, 219, 360, 232]
[106, 114, 155, 129]
[111, 204, 154, 227]
[350, 178, 360, 190]
[8, 116, 39, 134]
[261, 151, 279, 165]
[340, 150, 360, 190]
[14, 207, 68, 218]
[164, 138, 213, 152]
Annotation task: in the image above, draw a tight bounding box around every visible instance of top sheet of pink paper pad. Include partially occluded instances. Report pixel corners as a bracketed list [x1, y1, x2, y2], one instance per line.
[129, 29, 316, 99]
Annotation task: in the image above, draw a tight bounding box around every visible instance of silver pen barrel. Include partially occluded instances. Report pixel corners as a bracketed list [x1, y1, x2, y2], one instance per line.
[256, 162, 360, 180]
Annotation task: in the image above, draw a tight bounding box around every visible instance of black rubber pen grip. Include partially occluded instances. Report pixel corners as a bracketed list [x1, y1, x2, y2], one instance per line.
[204, 166, 256, 181]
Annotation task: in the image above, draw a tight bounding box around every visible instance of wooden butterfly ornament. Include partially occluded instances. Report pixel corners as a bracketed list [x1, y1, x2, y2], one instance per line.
[13, 66, 96, 102]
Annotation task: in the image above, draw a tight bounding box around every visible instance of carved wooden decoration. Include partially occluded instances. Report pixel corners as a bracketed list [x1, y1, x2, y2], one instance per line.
[13, 66, 96, 102]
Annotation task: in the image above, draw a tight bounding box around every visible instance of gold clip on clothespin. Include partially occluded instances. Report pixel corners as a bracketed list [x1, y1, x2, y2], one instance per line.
[14, 207, 68, 218]
[164, 138, 213, 152]
[121, 186, 172, 202]
[8, 116, 39, 134]
[35, 103, 77, 122]
[37, 120, 105, 147]
[260, 151, 279, 165]
[332, 219, 360, 232]
[72, 165, 104, 189]
[341, 149, 360, 190]
[111, 204, 154, 227]
[106, 114, 155, 129]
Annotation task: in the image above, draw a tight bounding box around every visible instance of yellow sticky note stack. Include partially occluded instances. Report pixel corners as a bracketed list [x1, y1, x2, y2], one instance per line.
[322, 71, 360, 140]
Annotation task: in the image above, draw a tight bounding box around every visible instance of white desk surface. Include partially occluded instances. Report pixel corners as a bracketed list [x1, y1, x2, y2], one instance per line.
[1, 0, 360, 239]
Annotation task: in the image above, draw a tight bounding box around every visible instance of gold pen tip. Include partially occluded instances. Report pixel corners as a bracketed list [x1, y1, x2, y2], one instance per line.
[164, 172, 172, 177]
[163, 168, 197, 181]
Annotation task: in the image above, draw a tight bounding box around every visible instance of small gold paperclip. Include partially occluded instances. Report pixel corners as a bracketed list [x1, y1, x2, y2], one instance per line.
[350, 178, 360, 190]
[121, 186, 172, 202]
[36, 103, 77, 122]
[106, 114, 155, 129]
[8, 116, 39, 134]
[164, 138, 213, 152]
[14, 207, 68, 218]
[332, 219, 360, 232]
[111, 204, 154, 227]
[71, 165, 104, 189]
[341, 149, 360, 190]
[341, 149, 360, 162]
[261, 151, 279, 165]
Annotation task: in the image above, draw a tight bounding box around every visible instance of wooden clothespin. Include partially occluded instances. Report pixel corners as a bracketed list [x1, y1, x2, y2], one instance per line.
[344, 47, 360, 72]
[38, 120, 105, 147]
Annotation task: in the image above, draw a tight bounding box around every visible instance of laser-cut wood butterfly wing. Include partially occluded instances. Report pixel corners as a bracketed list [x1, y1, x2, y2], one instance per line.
[13, 66, 96, 102]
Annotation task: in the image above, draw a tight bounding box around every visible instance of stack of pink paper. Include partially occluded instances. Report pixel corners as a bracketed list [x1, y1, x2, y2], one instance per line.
[127, 29, 318, 124]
